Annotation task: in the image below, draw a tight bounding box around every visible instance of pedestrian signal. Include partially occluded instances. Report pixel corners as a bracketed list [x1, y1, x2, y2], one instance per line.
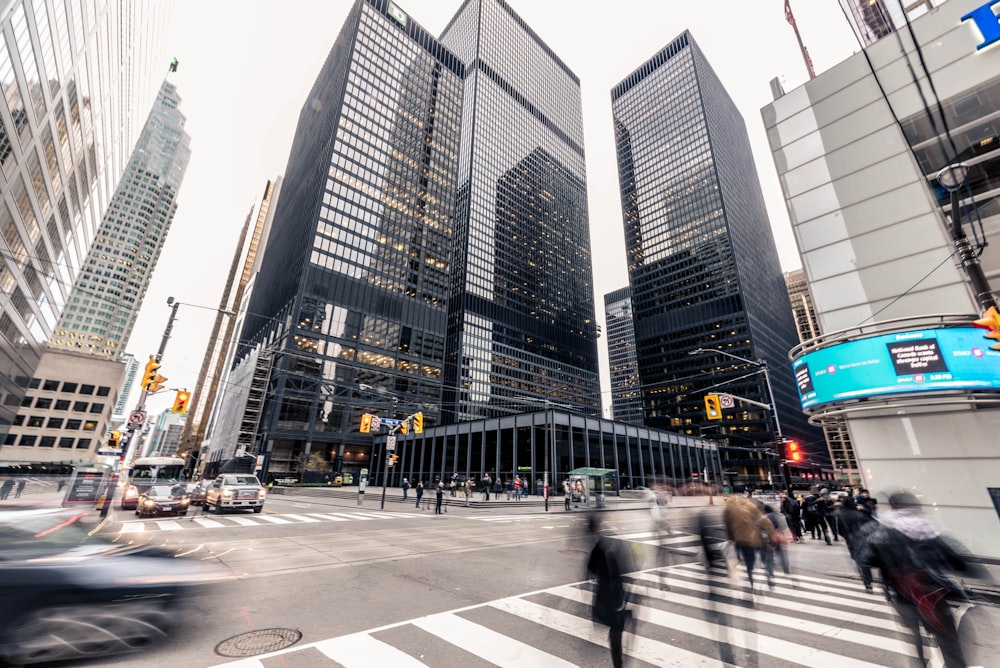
[704, 394, 722, 420]
[389, 454, 399, 467]
[109, 431, 122, 448]
[360, 413, 372, 433]
[973, 306, 1000, 351]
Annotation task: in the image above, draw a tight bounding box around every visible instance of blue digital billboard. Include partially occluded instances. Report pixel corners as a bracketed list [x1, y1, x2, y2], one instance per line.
[793, 327, 1000, 410]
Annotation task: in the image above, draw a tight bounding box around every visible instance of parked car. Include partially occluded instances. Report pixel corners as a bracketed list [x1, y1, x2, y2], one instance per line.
[0, 507, 226, 665]
[204, 474, 266, 514]
[136, 484, 190, 518]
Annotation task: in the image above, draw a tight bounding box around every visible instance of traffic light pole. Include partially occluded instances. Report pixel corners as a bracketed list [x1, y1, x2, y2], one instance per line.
[121, 298, 181, 467]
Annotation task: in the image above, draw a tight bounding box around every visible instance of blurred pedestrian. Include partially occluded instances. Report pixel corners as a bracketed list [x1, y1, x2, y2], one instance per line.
[763, 504, 794, 583]
[415, 480, 424, 508]
[803, 485, 832, 544]
[401, 477, 410, 501]
[15, 479, 25, 498]
[723, 495, 776, 603]
[434, 482, 444, 514]
[855, 488, 878, 516]
[586, 513, 632, 668]
[564, 479, 572, 511]
[822, 489, 840, 542]
[464, 478, 473, 506]
[859, 490, 978, 668]
[780, 491, 803, 543]
[482, 474, 492, 501]
[0, 479, 13, 500]
[836, 497, 879, 593]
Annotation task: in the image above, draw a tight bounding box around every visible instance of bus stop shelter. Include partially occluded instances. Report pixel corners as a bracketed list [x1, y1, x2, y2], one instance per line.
[568, 467, 618, 505]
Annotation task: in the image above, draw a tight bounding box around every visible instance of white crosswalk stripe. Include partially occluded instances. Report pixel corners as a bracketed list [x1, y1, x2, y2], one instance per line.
[468, 514, 552, 522]
[210, 559, 947, 668]
[117, 508, 434, 534]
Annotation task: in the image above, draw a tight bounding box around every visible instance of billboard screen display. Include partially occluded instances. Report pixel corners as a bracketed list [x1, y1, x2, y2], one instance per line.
[793, 327, 1000, 410]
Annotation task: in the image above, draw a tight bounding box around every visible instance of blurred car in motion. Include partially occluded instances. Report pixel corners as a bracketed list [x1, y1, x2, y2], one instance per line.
[0, 507, 226, 665]
[135, 484, 190, 517]
[184, 481, 207, 506]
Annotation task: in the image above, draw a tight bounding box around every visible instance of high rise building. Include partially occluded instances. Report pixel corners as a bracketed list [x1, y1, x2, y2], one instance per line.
[146, 408, 184, 458]
[838, 0, 941, 47]
[611, 31, 823, 478]
[0, 1, 170, 437]
[183, 178, 281, 469]
[438, 0, 600, 421]
[111, 352, 139, 423]
[235, 0, 464, 480]
[604, 286, 643, 425]
[50, 79, 190, 357]
[2, 78, 188, 464]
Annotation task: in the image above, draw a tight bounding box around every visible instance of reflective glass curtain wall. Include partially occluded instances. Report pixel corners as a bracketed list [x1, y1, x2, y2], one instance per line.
[439, 0, 600, 422]
[237, 0, 464, 477]
[612, 32, 821, 459]
[604, 286, 643, 425]
[0, 0, 168, 438]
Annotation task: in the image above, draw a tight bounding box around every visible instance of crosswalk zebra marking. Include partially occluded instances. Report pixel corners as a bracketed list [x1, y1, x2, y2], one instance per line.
[253, 515, 292, 524]
[192, 517, 225, 528]
[411, 612, 578, 668]
[210, 559, 952, 668]
[308, 513, 350, 521]
[279, 513, 321, 522]
[156, 520, 184, 531]
[491, 595, 724, 667]
[227, 516, 261, 526]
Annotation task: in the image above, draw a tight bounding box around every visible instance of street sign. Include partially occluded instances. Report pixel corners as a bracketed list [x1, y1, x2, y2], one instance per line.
[386, 435, 396, 451]
[97, 449, 123, 457]
[380, 418, 403, 426]
[719, 393, 735, 408]
[128, 410, 146, 425]
[371, 416, 382, 431]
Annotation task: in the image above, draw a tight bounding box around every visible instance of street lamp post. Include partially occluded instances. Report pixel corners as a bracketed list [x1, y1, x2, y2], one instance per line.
[936, 163, 997, 312]
[688, 347, 784, 489]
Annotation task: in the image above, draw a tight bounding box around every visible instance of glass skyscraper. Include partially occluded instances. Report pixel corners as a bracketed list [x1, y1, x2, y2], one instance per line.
[237, 0, 464, 478]
[612, 31, 822, 466]
[439, 0, 600, 421]
[50, 79, 190, 357]
[0, 0, 169, 437]
[604, 286, 643, 425]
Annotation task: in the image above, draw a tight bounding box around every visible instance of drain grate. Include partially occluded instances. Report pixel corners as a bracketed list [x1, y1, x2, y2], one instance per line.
[215, 628, 303, 657]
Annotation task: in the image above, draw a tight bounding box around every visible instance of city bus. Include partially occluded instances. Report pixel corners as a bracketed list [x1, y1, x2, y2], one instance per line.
[120, 456, 186, 510]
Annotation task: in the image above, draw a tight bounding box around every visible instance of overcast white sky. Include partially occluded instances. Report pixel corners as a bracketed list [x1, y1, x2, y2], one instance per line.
[127, 0, 859, 418]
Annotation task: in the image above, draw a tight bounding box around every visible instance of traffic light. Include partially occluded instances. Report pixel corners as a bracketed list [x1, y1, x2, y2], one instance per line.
[785, 441, 802, 463]
[142, 355, 167, 393]
[360, 413, 372, 433]
[704, 394, 722, 420]
[413, 412, 423, 434]
[109, 430, 121, 449]
[389, 454, 399, 467]
[171, 390, 191, 414]
[399, 419, 408, 435]
[973, 306, 1000, 351]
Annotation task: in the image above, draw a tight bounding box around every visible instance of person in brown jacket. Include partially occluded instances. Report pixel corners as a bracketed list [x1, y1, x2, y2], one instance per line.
[723, 495, 777, 599]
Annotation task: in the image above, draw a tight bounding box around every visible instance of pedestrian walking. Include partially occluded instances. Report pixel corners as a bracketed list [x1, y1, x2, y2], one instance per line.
[763, 504, 795, 585]
[780, 491, 803, 543]
[563, 479, 572, 511]
[836, 497, 879, 593]
[858, 490, 980, 668]
[434, 482, 444, 514]
[513, 476, 522, 501]
[855, 488, 878, 516]
[723, 495, 776, 604]
[0, 479, 13, 500]
[586, 513, 632, 668]
[415, 480, 424, 508]
[15, 479, 25, 498]
[803, 485, 832, 544]
[401, 477, 410, 501]
[464, 478, 473, 506]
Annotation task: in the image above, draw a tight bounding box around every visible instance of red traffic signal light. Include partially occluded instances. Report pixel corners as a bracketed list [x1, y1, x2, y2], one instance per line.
[360, 413, 372, 433]
[785, 441, 802, 462]
[973, 306, 1000, 351]
[171, 390, 191, 414]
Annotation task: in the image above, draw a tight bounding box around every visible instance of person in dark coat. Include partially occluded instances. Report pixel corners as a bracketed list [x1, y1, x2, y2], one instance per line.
[414, 480, 424, 508]
[0, 479, 13, 500]
[836, 497, 879, 592]
[434, 482, 444, 514]
[858, 490, 979, 668]
[586, 513, 632, 668]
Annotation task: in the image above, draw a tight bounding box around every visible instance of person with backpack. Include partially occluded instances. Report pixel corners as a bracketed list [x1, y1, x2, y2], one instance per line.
[780, 491, 803, 543]
[858, 490, 979, 667]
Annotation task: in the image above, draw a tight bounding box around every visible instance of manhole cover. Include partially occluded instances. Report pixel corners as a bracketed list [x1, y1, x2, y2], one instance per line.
[215, 628, 303, 657]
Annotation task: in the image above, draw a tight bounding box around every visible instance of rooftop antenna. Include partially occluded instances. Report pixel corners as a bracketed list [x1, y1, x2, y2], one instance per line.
[784, 0, 816, 79]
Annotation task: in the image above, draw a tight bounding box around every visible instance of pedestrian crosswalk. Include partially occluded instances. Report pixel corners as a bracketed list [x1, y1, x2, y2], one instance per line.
[212, 557, 944, 667]
[116, 510, 433, 534]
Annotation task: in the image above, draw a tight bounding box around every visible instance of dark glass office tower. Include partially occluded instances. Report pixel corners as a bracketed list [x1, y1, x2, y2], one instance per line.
[237, 0, 464, 478]
[612, 31, 821, 465]
[604, 286, 643, 425]
[439, 0, 600, 421]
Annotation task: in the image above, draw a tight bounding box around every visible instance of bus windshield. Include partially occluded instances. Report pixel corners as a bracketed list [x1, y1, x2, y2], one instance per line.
[128, 457, 185, 484]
